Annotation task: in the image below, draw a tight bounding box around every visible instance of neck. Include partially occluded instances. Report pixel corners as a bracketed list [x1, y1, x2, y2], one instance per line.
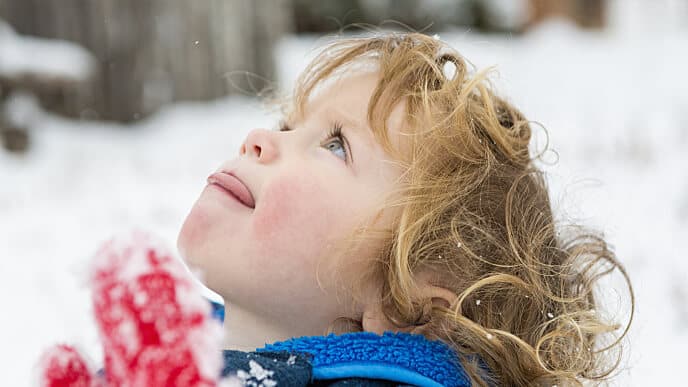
[222, 303, 296, 351]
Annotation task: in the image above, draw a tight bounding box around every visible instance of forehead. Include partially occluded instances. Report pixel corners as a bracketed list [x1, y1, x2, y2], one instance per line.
[304, 71, 378, 119]
[298, 71, 409, 158]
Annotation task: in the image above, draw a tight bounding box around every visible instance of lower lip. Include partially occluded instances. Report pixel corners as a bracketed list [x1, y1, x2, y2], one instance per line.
[207, 183, 251, 208]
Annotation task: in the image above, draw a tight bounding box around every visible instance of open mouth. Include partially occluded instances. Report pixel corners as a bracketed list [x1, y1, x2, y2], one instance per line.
[206, 172, 255, 209]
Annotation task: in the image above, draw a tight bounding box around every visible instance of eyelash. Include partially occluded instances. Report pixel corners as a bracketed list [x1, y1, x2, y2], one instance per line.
[277, 120, 351, 164]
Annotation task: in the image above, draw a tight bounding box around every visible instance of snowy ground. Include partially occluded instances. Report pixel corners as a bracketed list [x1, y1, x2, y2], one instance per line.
[1, 13, 687, 387]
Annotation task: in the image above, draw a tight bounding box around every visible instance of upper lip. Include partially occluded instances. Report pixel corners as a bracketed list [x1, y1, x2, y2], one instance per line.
[208, 170, 255, 209]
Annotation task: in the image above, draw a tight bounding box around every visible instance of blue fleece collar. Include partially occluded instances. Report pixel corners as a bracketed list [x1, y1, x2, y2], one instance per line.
[257, 331, 471, 387]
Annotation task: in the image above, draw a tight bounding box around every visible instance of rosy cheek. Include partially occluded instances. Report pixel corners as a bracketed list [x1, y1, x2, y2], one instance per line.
[251, 174, 337, 251]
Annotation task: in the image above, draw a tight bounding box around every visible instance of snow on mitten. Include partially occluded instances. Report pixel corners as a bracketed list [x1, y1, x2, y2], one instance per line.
[91, 230, 223, 386]
[39, 230, 224, 387]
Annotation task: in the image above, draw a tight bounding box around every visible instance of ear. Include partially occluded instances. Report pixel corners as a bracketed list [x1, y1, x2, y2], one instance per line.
[360, 272, 457, 335]
[418, 283, 457, 310]
[407, 279, 458, 335]
[414, 268, 458, 310]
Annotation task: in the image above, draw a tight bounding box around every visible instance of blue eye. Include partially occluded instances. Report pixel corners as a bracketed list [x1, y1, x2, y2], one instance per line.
[325, 138, 346, 161]
[276, 120, 351, 164]
[323, 126, 349, 162]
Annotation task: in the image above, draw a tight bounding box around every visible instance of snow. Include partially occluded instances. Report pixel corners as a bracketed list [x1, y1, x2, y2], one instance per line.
[442, 60, 457, 81]
[1, 3, 687, 386]
[0, 93, 268, 386]
[0, 20, 95, 81]
[287, 354, 297, 365]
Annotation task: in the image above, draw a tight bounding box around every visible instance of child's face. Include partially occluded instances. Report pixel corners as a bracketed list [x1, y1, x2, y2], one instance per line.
[177, 72, 407, 336]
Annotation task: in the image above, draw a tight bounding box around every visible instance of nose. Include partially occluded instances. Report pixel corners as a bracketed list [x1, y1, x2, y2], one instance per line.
[239, 128, 278, 163]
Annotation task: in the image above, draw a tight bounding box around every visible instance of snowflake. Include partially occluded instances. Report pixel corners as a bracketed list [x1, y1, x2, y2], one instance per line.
[235, 360, 277, 387]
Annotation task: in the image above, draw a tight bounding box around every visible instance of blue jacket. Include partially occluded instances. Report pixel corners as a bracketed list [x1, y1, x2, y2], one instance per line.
[212, 301, 473, 387]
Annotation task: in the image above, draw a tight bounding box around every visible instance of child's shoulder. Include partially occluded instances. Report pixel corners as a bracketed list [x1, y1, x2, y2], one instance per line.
[221, 332, 473, 387]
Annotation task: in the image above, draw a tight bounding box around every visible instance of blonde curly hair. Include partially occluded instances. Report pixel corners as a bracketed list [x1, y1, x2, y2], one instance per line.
[281, 32, 634, 386]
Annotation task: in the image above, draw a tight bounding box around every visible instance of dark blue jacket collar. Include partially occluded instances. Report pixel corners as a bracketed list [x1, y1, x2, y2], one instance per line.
[257, 331, 471, 387]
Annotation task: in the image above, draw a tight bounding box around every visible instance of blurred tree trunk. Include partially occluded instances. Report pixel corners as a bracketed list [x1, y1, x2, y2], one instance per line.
[527, 0, 606, 29]
[0, 0, 292, 122]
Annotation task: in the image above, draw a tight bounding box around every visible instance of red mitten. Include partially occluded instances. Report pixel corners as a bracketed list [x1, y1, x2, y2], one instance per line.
[39, 230, 224, 387]
[39, 344, 98, 387]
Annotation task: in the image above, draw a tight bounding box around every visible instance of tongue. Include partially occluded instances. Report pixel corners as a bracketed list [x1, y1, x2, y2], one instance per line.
[209, 172, 255, 208]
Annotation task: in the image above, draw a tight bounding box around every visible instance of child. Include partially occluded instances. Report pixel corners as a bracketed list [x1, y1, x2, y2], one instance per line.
[177, 32, 633, 386]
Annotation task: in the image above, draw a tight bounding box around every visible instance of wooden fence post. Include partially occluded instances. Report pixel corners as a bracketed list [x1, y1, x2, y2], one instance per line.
[0, 0, 292, 122]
